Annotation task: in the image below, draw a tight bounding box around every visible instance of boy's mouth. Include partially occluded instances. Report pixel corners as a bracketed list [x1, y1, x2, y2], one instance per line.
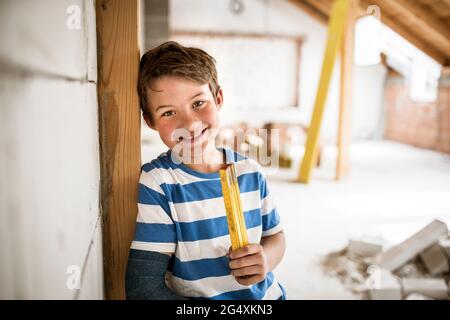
[179, 127, 208, 144]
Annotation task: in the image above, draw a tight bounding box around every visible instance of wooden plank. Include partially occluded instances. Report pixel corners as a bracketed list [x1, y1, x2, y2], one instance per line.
[336, 0, 358, 180]
[372, 0, 450, 56]
[304, 0, 333, 16]
[297, 0, 351, 183]
[294, 0, 449, 65]
[96, 0, 141, 300]
[294, 39, 303, 107]
[170, 29, 304, 41]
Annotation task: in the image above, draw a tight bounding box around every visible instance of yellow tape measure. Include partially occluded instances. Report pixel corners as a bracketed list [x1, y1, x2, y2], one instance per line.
[219, 164, 248, 251]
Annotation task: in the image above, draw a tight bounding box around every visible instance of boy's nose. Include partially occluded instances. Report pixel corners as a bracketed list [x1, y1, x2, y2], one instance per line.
[180, 112, 202, 133]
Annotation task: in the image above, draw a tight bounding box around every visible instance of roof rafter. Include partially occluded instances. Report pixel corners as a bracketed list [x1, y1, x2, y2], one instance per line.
[370, 0, 450, 57]
[289, 0, 449, 65]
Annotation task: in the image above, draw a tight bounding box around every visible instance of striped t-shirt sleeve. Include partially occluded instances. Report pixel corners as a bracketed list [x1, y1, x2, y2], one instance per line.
[258, 170, 283, 237]
[130, 169, 176, 253]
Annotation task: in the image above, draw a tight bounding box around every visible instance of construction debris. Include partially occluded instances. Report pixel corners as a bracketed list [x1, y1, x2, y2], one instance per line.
[348, 236, 384, 258]
[322, 219, 450, 300]
[376, 220, 448, 272]
[401, 278, 448, 300]
[405, 293, 433, 300]
[367, 269, 402, 300]
[395, 258, 428, 278]
[419, 243, 449, 275]
[439, 238, 450, 257]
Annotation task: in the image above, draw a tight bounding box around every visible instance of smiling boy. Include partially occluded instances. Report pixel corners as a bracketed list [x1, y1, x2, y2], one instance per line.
[125, 41, 286, 300]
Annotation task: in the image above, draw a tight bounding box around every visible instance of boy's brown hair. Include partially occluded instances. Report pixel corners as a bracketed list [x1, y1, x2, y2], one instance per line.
[137, 41, 220, 125]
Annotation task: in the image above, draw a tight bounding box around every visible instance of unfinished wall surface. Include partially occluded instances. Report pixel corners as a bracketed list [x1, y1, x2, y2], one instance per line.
[144, 0, 169, 52]
[384, 72, 450, 154]
[0, 0, 103, 299]
[167, 0, 387, 142]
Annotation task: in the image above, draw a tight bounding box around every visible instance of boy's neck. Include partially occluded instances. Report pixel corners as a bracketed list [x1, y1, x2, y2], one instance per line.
[181, 145, 227, 174]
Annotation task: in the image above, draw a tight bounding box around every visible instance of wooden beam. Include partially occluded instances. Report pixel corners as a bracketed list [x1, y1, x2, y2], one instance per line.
[336, 0, 358, 180]
[96, 0, 141, 300]
[304, 0, 333, 16]
[293, 0, 449, 64]
[359, 0, 448, 65]
[170, 30, 304, 41]
[298, 0, 351, 183]
[371, 0, 450, 56]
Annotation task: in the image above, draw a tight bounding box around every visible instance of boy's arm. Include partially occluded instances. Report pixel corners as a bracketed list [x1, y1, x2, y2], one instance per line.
[261, 230, 286, 271]
[228, 231, 286, 286]
[125, 249, 188, 300]
[128, 168, 186, 299]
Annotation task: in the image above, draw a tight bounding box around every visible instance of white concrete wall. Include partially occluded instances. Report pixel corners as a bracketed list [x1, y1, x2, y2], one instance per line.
[352, 64, 388, 139]
[0, 0, 103, 299]
[168, 0, 387, 142]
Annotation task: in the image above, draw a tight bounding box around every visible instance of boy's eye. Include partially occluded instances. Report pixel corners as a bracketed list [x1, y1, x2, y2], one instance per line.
[161, 110, 175, 117]
[193, 101, 205, 108]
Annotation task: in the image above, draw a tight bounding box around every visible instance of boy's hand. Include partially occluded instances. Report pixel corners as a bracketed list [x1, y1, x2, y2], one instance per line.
[227, 244, 268, 286]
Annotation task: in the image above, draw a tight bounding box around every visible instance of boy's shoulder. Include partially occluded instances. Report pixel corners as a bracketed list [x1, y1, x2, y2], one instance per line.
[141, 150, 171, 173]
[139, 150, 173, 184]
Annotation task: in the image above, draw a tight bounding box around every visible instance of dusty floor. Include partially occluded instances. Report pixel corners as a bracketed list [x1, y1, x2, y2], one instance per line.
[268, 140, 450, 299]
[141, 138, 450, 300]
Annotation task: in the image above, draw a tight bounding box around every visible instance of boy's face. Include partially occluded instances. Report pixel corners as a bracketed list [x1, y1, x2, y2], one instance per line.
[143, 75, 223, 154]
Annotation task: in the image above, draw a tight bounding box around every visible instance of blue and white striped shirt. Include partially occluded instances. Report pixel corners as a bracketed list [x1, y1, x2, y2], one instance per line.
[130, 147, 286, 300]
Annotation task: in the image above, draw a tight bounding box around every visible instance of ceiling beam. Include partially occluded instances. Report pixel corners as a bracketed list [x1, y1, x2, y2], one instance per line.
[303, 0, 332, 16]
[359, 0, 448, 65]
[291, 0, 449, 65]
[369, 0, 450, 56]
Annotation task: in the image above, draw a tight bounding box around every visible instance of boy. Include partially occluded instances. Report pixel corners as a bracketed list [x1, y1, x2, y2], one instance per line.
[125, 41, 286, 300]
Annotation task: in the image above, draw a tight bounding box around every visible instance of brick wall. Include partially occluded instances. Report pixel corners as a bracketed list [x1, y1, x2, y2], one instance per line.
[384, 71, 450, 154]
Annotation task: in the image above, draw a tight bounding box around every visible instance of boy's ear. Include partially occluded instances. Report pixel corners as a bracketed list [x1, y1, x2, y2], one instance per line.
[143, 112, 156, 130]
[215, 87, 224, 110]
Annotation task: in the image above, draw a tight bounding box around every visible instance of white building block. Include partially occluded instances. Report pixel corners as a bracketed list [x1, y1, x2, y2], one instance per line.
[348, 236, 384, 257]
[376, 220, 448, 271]
[405, 293, 433, 300]
[367, 269, 402, 300]
[420, 243, 449, 275]
[401, 278, 448, 300]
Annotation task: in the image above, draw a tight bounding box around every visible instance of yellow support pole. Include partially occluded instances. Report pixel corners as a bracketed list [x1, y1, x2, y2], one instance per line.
[297, 0, 351, 183]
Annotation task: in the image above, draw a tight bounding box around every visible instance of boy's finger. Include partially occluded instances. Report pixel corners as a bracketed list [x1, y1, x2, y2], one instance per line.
[231, 265, 261, 277]
[235, 274, 264, 286]
[229, 254, 260, 270]
[229, 244, 261, 259]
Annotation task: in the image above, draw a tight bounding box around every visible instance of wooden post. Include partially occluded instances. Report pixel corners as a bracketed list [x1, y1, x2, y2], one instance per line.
[297, 0, 350, 183]
[96, 0, 141, 299]
[336, 0, 357, 180]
